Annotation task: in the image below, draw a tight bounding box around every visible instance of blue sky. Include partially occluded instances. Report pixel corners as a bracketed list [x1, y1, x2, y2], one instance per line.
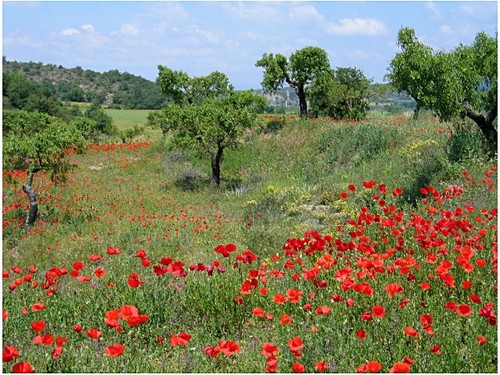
[3, 1, 498, 89]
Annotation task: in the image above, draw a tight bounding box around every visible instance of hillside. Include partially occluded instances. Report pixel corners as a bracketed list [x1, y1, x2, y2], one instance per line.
[3, 59, 167, 110]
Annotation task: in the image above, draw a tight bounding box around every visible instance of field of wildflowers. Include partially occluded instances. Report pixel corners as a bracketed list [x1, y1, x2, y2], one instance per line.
[2, 114, 497, 372]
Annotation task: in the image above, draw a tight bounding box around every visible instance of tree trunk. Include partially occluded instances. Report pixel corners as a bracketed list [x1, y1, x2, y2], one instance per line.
[22, 168, 39, 229]
[210, 146, 224, 187]
[413, 101, 420, 120]
[297, 86, 308, 119]
[462, 100, 497, 155]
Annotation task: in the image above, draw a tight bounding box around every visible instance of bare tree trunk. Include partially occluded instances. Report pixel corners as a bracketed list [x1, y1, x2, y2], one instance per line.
[210, 146, 224, 187]
[462, 100, 497, 155]
[297, 86, 308, 119]
[22, 168, 40, 229]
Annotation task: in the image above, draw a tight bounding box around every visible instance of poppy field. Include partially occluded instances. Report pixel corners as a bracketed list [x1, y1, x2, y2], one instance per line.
[2, 114, 497, 373]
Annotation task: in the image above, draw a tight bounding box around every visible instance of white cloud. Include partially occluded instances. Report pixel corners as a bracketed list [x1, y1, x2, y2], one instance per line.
[343, 49, 370, 60]
[289, 5, 324, 22]
[189, 25, 220, 44]
[440, 25, 452, 34]
[60, 28, 80, 36]
[326, 18, 388, 36]
[81, 24, 94, 33]
[223, 2, 282, 25]
[120, 24, 140, 36]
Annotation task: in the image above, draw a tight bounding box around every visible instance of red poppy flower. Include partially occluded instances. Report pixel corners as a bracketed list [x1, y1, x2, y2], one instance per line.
[361, 311, 373, 321]
[430, 344, 441, 355]
[51, 347, 63, 359]
[218, 340, 240, 356]
[12, 361, 35, 373]
[288, 337, 304, 352]
[356, 329, 366, 340]
[89, 254, 102, 261]
[444, 302, 457, 311]
[261, 342, 279, 357]
[31, 302, 46, 312]
[33, 333, 53, 345]
[73, 324, 83, 333]
[94, 268, 106, 278]
[420, 314, 433, 326]
[372, 305, 385, 318]
[404, 327, 419, 337]
[292, 362, 305, 373]
[389, 362, 410, 373]
[273, 293, 287, 304]
[128, 273, 144, 288]
[469, 294, 482, 304]
[313, 361, 327, 372]
[315, 306, 331, 316]
[457, 304, 472, 317]
[73, 261, 84, 270]
[477, 335, 487, 345]
[266, 356, 278, 373]
[126, 314, 149, 326]
[286, 288, 303, 303]
[107, 247, 121, 255]
[30, 320, 45, 332]
[363, 181, 377, 189]
[170, 332, 191, 346]
[279, 314, 293, 326]
[340, 192, 349, 199]
[55, 337, 67, 347]
[3, 346, 19, 362]
[105, 344, 125, 357]
[86, 328, 102, 340]
[420, 282, 431, 290]
[385, 283, 404, 297]
[203, 346, 220, 357]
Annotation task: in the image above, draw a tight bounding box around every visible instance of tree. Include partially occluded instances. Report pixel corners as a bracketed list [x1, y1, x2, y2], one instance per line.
[309, 67, 371, 120]
[156, 66, 233, 105]
[386, 27, 435, 119]
[256, 46, 331, 118]
[388, 27, 497, 152]
[149, 68, 259, 187]
[3, 110, 86, 228]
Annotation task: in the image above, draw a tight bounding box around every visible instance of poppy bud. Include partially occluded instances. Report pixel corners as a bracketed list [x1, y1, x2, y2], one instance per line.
[206, 265, 214, 276]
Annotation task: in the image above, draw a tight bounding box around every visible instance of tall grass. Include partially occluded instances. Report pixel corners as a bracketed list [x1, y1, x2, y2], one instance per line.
[2, 113, 496, 373]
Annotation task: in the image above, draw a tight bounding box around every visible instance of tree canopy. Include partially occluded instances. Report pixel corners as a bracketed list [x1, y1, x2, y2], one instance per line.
[256, 46, 331, 118]
[3, 110, 86, 228]
[387, 27, 497, 152]
[149, 68, 261, 187]
[309, 67, 371, 120]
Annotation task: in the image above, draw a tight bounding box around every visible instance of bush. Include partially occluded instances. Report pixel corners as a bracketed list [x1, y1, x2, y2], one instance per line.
[446, 121, 488, 163]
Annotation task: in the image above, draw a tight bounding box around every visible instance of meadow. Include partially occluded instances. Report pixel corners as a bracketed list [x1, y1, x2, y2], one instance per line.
[2, 111, 497, 373]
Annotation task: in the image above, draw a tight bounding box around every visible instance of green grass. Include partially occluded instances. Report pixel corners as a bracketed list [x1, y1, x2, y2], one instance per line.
[2, 113, 497, 373]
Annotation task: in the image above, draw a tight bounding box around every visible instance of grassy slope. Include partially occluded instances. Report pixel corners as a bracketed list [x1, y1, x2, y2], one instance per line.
[2, 112, 497, 372]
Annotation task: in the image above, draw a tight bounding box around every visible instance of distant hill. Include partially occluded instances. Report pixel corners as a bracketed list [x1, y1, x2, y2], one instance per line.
[3, 58, 415, 113]
[2, 59, 167, 110]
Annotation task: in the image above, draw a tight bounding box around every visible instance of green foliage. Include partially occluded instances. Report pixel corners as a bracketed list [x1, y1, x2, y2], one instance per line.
[83, 103, 118, 138]
[256, 46, 331, 117]
[3, 110, 86, 180]
[446, 121, 488, 163]
[3, 59, 167, 109]
[309, 67, 371, 120]
[156, 66, 233, 105]
[388, 27, 497, 151]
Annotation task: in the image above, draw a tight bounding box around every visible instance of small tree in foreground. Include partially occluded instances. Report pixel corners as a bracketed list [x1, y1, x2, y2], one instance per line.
[3, 110, 86, 228]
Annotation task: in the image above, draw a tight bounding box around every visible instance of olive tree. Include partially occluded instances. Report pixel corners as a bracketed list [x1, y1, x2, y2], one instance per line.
[256, 46, 331, 118]
[3, 110, 86, 228]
